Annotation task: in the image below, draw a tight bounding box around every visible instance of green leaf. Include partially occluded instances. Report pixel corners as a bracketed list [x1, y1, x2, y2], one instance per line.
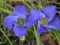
[0, 8, 12, 14]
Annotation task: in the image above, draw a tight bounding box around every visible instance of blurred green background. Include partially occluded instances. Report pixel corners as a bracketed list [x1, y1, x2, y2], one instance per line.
[0, 0, 60, 45]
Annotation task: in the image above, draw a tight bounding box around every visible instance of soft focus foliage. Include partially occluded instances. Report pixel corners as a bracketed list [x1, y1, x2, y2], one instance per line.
[0, 0, 60, 45]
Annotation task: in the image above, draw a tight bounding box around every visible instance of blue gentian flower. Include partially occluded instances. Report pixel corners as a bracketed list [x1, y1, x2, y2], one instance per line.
[26, 5, 58, 34]
[37, 5, 60, 34]
[4, 5, 60, 37]
[4, 5, 28, 37]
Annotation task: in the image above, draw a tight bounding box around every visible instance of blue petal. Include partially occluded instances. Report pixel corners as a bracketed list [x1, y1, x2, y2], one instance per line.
[24, 15, 34, 27]
[13, 5, 27, 19]
[45, 16, 60, 30]
[4, 15, 17, 30]
[30, 9, 45, 21]
[41, 5, 56, 21]
[37, 21, 50, 34]
[13, 24, 27, 37]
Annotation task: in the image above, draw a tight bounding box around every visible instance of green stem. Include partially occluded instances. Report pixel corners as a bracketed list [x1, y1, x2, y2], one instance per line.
[38, 0, 42, 10]
[33, 25, 43, 45]
[29, 0, 36, 9]
[0, 39, 7, 44]
[0, 28, 13, 45]
[19, 38, 24, 45]
[0, 42, 6, 44]
[0, 8, 12, 14]
[52, 30, 60, 45]
[22, 0, 31, 9]
[32, 40, 34, 45]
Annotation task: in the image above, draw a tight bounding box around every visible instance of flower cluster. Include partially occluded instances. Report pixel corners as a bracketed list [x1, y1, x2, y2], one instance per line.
[4, 5, 60, 37]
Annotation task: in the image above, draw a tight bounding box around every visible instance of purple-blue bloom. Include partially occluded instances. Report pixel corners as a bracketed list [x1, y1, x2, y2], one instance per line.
[25, 5, 58, 34]
[4, 5, 28, 37]
[37, 5, 60, 34]
[4, 5, 60, 37]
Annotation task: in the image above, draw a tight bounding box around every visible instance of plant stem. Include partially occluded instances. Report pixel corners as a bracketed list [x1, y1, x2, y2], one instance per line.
[52, 30, 60, 45]
[19, 38, 24, 45]
[0, 28, 13, 45]
[22, 0, 31, 9]
[29, 0, 36, 9]
[0, 8, 12, 14]
[38, 0, 42, 10]
[33, 25, 43, 45]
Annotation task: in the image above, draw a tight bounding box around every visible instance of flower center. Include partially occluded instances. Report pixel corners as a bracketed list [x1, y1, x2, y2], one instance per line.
[40, 17, 48, 25]
[17, 18, 24, 25]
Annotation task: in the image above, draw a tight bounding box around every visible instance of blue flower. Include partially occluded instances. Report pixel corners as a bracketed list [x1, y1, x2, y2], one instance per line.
[37, 5, 60, 34]
[25, 5, 58, 34]
[4, 5, 28, 37]
[4, 5, 59, 37]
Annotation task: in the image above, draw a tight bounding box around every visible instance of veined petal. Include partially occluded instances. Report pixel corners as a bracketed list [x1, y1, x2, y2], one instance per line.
[30, 9, 45, 21]
[41, 5, 56, 21]
[45, 16, 60, 30]
[13, 24, 27, 37]
[4, 15, 17, 30]
[37, 21, 50, 34]
[13, 5, 27, 19]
